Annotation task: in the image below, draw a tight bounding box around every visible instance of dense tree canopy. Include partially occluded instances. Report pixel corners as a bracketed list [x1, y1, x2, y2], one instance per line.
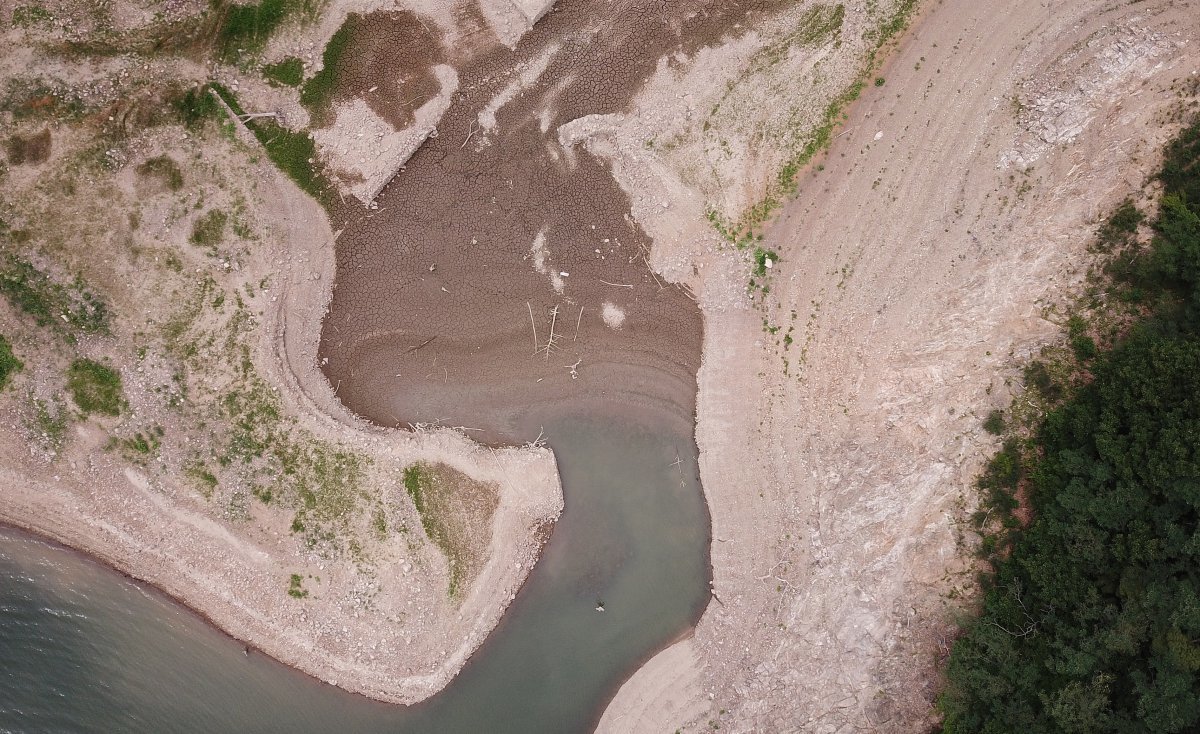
[940, 117, 1200, 733]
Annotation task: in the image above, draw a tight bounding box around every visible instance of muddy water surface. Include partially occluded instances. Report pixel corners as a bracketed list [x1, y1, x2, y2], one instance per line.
[0, 412, 707, 733]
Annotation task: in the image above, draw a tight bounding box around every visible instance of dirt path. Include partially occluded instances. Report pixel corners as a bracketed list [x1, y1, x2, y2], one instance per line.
[596, 0, 1199, 730]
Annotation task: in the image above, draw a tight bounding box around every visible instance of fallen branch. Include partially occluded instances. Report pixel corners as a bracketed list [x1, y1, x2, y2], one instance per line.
[237, 111, 279, 123]
[541, 304, 561, 360]
[461, 120, 478, 149]
[404, 335, 437, 354]
[643, 256, 664, 289]
[599, 279, 634, 288]
[527, 302, 539, 356]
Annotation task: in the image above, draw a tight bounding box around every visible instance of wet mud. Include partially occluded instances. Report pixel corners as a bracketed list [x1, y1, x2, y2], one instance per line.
[319, 1, 787, 443]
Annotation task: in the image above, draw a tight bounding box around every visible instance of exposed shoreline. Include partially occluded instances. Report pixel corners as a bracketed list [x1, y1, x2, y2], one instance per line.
[594, 0, 1200, 729]
[0, 130, 565, 706]
[5, 0, 1196, 729]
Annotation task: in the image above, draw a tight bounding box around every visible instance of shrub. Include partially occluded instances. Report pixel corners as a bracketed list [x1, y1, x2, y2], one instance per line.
[67, 359, 123, 416]
[982, 409, 1005, 435]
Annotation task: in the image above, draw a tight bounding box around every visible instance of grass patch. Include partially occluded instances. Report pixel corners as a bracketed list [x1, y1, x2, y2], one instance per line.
[190, 209, 228, 246]
[11, 5, 53, 28]
[137, 155, 184, 191]
[250, 120, 329, 203]
[184, 459, 219, 498]
[263, 57, 304, 87]
[299, 18, 354, 123]
[67, 358, 123, 416]
[403, 463, 498, 597]
[172, 84, 223, 130]
[0, 255, 110, 338]
[0, 335, 23, 390]
[209, 84, 332, 207]
[213, 0, 312, 63]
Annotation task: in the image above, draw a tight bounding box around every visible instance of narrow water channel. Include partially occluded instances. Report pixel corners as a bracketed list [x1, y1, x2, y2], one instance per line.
[0, 412, 708, 733]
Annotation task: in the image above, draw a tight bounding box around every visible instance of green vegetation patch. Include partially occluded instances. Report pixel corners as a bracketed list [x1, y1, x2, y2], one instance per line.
[941, 116, 1200, 732]
[299, 18, 354, 124]
[209, 84, 332, 207]
[29, 398, 68, 453]
[0, 255, 110, 337]
[981, 409, 1005, 436]
[190, 209, 228, 246]
[67, 358, 123, 416]
[172, 84, 223, 130]
[754, 3, 846, 69]
[1160, 116, 1200, 205]
[0, 335, 23, 390]
[11, 5, 53, 29]
[184, 459, 219, 497]
[263, 57, 304, 87]
[214, 0, 313, 63]
[0, 78, 88, 122]
[403, 463, 498, 597]
[286, 573, 308, 598]
[1094, 198, 1143, 252]
[250, 120, 329, 204]
[710, 0, 919, 247]
[136, 155, 184, 191]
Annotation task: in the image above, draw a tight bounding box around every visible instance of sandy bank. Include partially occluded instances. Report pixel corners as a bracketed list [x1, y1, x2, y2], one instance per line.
[0, 86, 563, 705]
[593, 0, 1200, 730]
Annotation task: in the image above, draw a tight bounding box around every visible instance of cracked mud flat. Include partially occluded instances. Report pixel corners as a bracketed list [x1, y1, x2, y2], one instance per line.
[320, 0, 808, 441]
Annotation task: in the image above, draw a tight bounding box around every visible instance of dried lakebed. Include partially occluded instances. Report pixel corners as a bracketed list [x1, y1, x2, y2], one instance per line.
[0, 410, 709, 733]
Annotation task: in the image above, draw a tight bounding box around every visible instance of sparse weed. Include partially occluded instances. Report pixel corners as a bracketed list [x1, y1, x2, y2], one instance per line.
[0, 335, 23, 390]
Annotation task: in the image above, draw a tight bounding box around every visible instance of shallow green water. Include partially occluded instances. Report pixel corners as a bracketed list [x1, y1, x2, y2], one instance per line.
[0, 414, 708, 734]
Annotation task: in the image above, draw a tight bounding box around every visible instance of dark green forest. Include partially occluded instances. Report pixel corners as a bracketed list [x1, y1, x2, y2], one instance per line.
[939, 117, 1200, 733]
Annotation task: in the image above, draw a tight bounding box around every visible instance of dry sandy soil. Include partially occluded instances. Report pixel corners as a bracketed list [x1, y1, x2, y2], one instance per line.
[591, 0, 1200, 730]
